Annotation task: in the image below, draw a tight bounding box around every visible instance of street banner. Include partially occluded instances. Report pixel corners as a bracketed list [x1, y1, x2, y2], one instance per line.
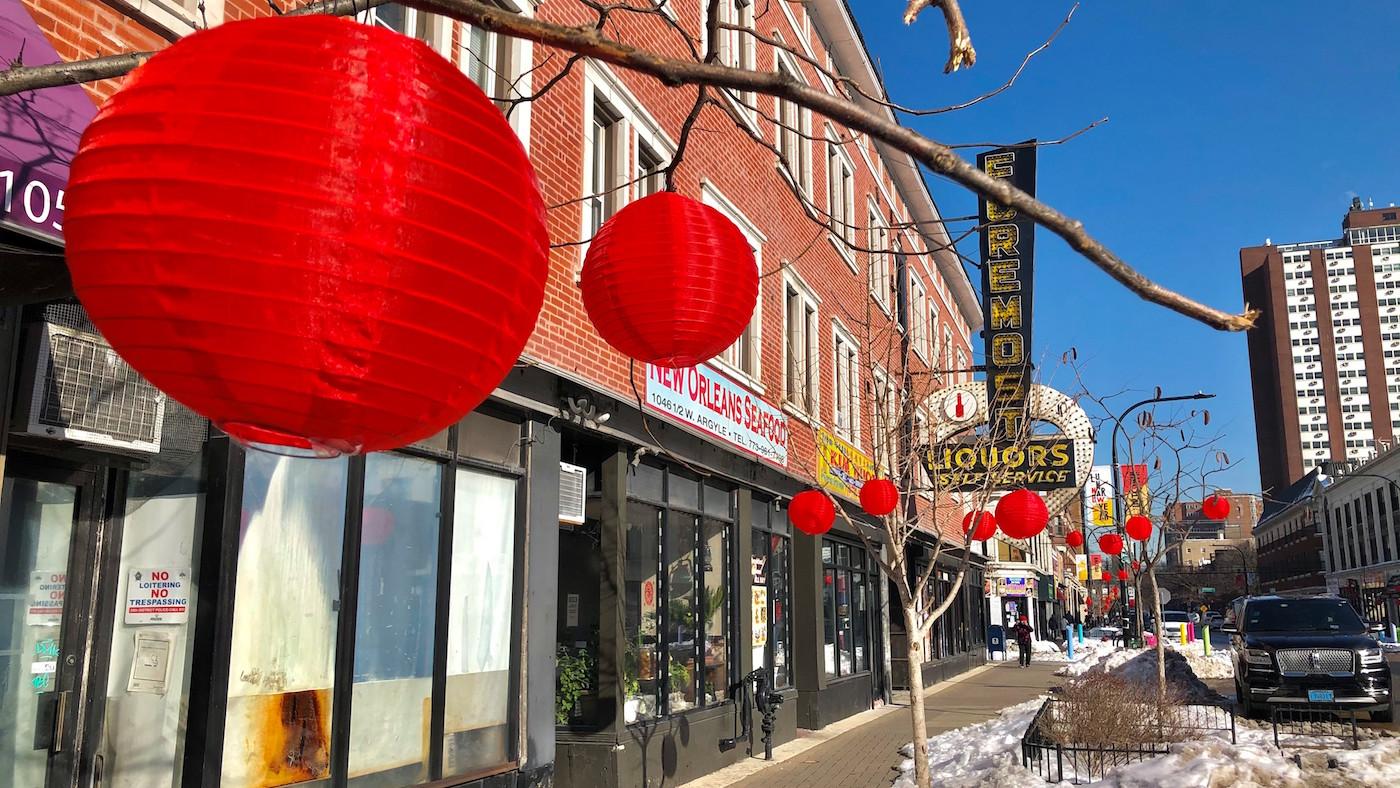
[1085, 465, 1115, 526]
[1119, 464, 1150, 517]
[976, 142, 1037, 441]
[1075, 554, 1088, 581]
[817, 428, 874, 502]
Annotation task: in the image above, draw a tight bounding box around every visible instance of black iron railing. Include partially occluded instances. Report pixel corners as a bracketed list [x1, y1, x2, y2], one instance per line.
[1270, 704, 1359, 751]
[1021, 697, 1236, 784]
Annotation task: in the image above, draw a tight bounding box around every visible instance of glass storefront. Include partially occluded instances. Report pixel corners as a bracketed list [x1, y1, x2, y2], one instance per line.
[822, 539, 874, 678]
[750, 496, 791, 689]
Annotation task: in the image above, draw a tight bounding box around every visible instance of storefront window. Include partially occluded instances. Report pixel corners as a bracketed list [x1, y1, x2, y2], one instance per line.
[444, 468, 517, 775]
[822, 539, 873, 678]
[701, 516, 729, 704]
[750, 497, 792, 689]
[624, 501, 662, 721]
[665, 511, 699, 713]
[224, 454, 349, 787]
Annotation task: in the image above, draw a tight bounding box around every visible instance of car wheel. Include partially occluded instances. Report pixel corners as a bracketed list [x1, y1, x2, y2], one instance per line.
[1374, 705, 1394, 724]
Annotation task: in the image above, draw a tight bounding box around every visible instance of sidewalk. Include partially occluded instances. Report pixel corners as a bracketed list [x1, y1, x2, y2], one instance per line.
[683, 659, 1061, 788]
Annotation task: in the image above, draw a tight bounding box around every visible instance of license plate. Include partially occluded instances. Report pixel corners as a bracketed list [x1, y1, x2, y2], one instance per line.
[1308, 689, 1335, 703]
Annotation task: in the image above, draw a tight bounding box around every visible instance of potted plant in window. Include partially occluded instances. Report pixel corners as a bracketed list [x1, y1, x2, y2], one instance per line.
[668, 658, 692, 709]
[623, 637, 642, 723]
[555, 645, 593, 725]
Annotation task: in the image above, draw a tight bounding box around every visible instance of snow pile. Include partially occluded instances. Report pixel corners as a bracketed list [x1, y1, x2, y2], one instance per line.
[1017, 636, 1118, 665]
[892, 699, 1048, 788]
[1161, 640, 1235, 679]
[1054, 647, 1222, 704]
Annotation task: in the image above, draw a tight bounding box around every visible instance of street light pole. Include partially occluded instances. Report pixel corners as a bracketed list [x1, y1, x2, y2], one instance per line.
[1110, 391, 1216, 644]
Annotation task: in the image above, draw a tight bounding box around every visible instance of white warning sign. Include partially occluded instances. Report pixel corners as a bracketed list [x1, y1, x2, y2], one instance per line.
[125, 568, 190, 624]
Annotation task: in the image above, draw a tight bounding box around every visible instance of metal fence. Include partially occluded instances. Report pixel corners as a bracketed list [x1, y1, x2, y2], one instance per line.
[1021, 697, 1236, 784]
[1270, 704, 1359, 751]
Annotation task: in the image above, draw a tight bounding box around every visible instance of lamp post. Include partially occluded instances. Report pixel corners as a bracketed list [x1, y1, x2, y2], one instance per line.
[1109, 391, 1216, 644]
[1212, 542, 1256, 595]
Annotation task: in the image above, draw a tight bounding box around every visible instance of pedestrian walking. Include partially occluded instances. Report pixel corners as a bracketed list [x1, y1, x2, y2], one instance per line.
[1012, 615, 1034, 667]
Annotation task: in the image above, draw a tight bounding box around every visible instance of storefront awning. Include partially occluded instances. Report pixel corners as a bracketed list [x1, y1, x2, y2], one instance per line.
[0, 2, 98, 245]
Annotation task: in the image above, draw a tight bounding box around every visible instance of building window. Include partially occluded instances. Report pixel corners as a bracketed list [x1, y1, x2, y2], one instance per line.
[833, 325, 860, 443]
[361, 4, 452, 56]
[822, 539, 875, 677]
[944, 325, 955, 371]
[637, 142, 665, 199]
[871, 366, 899, 474]
[774, 57, 812, 197]
[910, 276, 929, 360]
[869, 207, 891, 308]
[463, 3, 521, 105]
[826, 139, 855, 248]
[752, 496, 792, 688]
[625, 466, 733, 718]
[956, 349, 968, 383]
[586, 97, 623, 237]
[713, 0, 756, 114]
[705, 183, 765, 382]
[784, 276, 820, 414]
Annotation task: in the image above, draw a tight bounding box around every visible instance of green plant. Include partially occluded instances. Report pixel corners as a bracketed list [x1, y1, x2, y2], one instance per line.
[555, 645, 594, 725]
[623, 637, 641, 698]
[668, 658, 691, 694]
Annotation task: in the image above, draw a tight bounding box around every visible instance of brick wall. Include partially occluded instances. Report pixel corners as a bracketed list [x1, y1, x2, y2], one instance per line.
[21, 0, 980, 535]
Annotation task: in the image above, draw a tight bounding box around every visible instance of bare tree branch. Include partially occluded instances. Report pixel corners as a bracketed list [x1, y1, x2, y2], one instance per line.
[902, 0, 976, 73]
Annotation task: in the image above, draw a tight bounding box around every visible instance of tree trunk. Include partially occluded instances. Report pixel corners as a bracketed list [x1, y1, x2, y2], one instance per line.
[904, 604, 932, 788]
[1147, 568, 1167, 701]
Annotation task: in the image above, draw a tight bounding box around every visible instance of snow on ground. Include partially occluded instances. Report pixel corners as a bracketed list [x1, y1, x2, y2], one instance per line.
[1011, 636, 1117, 665]
[1161, 638, 1235, 679]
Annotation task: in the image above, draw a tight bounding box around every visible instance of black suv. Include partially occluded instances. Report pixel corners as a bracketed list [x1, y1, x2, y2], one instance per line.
[1225, 595, 1392, 721]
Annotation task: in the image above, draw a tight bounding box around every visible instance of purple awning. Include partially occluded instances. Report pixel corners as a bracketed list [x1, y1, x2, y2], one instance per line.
[0, 1, 98, 244]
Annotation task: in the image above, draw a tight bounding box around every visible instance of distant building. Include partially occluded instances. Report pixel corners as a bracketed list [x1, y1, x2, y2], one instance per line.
[1169, 537, 1253, 569]
[1164, 489, 1262, 540]
[1313, 446, 1400, 626]
[1241, 199, 1400, 497]
[1255, 468, 1329, 594]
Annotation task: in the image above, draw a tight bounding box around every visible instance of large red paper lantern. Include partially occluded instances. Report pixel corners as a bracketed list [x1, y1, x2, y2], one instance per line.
[789, 490, 835, 536]
[1202, 495, 1231, 521]
[1117, 569, 1129, 581]
[859, 479, 900, 517]
[1124, 515, 1153, 542]
[1131, 560, 1141, 571]
[1100, 570, 1111, 582]
[994, 489, 1049, 540]
[63, 16, 548, 456]
[1098, 533, 1124, 556]
[963, 511, 997, 541]
[581, 192, 758, 368]
[1065, 529, 1084, 548]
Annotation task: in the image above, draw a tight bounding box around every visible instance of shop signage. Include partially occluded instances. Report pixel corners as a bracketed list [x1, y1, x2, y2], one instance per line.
[976, 143, 1037, 441]
[925, 437, 1076, 491]
[1000, 577, 1031, 595]
[27, 570, 64, 626]
[816, 428, 874, 501]
[645, 363, 788, 467]
[1075, 554, 1087, 581]
[751, 555, 767, 585]
[124, 568, 190, 624]
[751, 586, 768, 647]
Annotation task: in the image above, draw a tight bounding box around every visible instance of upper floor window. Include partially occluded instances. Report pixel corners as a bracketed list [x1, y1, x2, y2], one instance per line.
[871, 366, 898, 472]
[956, 349, 968, 383]
[929, 301, 941, 369]
[705, 183, 765, 383]
[712, 0, 756, 115]
[869, 206, 891, 309]
[944, 325, 955, 371]
[586, 97, 624, 237]
[637, 143, 666, 199]
[909, 276, 929, 361]
[464, 8, 519, 105]
[774, 59, 813, 198]
[833, 325, 860, 444]
[826, 138, 856, 249]
[361, 3, 451, 56]
[784, 275, 820, 415]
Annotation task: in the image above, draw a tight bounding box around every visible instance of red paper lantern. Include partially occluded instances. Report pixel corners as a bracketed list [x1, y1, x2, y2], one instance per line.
[581, 192, 758, 367]
[1202, 495, 1231, 521]
[1117, 569, 1129, 581]
[859, 479, 900, 517]
[1100, 570, 1112, 582]
[1131, 560, 1141, 571]
[362, 506, 396, 547]
[789, 490, 835, 536]
[1125, 515, 1153, 542]
[64, 16, 548, 456]
[1098, 533, 1124, 556]
[963, 511, 997, 541]
[994, 489, 1049, 540]
[1065, 529, 1084, 548]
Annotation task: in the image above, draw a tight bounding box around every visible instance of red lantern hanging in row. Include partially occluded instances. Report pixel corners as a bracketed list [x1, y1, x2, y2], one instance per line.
[789, 490, 835, 536]
[1202, 494, 1232, 521]
[1098, 533, 1124, 556]
[859, 479, 900, 517]
[64, 16, 549, 456]
[1131, 560, 1141, 571]
[1124, 515, 1153, 542]
[1101, 570, 1112, 582]
[963, 511, 997, 541]
[1065, 529, 1084, 548]
[995, 489, 1049, 540]
[1117, 569, 1129, 581]
[581, 191, 758, 368]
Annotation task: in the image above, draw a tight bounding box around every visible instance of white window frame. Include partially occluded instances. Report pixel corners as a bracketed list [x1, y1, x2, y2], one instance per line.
[771, 48, 814, 200]
[956, 349, 968, 383]
[871, 365, 898, 475]
[825, 131, 857, 263]
[928, 298, 941, 373]
[701, 0, 759, 130]
[578, 61, 676, 271]
[782, 271, 821, 419]
[832, 320, 861, 447]
[868, 201, 892, 310]
[359, 4, 453, 55]
[909, 273, 929, 362]
[112, 0, 215, 36]
[944, 325, 955, 373]
[703, 181, 767, 390]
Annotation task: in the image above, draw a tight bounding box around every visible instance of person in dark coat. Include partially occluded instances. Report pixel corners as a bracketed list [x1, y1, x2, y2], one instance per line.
[1012, 615, 1035, 667]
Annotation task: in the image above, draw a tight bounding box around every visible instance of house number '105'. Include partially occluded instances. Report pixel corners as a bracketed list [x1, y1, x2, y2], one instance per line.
[1, 171, 65, 231]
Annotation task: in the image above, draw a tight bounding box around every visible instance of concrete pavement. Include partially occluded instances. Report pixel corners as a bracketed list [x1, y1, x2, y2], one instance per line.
[682, 660, 1061, 788]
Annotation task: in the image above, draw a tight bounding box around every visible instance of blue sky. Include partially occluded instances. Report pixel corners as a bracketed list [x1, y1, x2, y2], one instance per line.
[854, 1, 1400, 495]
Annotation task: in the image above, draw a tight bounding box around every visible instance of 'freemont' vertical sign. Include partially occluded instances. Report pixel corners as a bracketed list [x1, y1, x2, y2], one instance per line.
[976, 143, 1037, 441]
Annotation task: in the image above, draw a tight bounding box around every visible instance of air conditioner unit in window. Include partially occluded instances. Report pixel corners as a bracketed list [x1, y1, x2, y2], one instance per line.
[16, 322, 165, 454]
[559, 461, 587, 525]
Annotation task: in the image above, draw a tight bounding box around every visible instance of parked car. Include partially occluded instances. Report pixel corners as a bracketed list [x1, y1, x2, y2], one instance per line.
[1160, 610, 1191, 639]
[1205, 611, 1225, 629]
[1225, 595, 1392, 722]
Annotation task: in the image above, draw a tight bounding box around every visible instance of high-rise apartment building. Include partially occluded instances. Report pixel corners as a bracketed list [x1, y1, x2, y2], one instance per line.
[1241, 199, 1400, 495]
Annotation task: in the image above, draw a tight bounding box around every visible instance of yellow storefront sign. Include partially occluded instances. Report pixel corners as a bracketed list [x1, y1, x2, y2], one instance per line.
[817, 429, 875, 502]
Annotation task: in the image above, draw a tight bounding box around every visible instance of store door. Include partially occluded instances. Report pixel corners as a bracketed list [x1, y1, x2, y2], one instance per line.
[0, 457, 111, 788]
